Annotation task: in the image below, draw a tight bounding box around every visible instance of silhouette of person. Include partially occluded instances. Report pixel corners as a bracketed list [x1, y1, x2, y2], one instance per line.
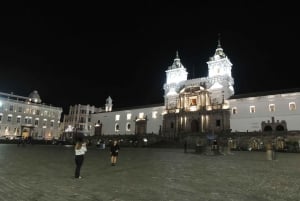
[110, 140, 120, 166]
[74, 138, 87, 179]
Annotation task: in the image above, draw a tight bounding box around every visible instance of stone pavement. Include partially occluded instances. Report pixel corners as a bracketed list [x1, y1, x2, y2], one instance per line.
[0, 144, 299, 201]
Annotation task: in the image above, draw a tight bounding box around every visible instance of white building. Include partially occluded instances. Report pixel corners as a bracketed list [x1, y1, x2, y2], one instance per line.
[0, 90, 62, 140]
[90, 39, 233, 136]
[78, 38, 300, 137]
[91, 103, 164, 136]
[229, 89, 300, 132]
[62, 104, 103, 136]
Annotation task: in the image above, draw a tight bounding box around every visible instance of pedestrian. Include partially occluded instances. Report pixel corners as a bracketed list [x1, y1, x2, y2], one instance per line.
[74, 138, 87, 179]
[266, 141, 272, 160]
[110, 140, 120, 166]
[271, 142, 276, 160]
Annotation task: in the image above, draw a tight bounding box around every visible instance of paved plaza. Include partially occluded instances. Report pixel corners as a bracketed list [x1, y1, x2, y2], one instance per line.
[0, 144, 299, 201]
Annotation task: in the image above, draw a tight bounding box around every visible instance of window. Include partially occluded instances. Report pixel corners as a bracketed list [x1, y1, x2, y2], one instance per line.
[17, 116, 21, 123]
[7, 115, 12, 122]
[43, 119, 47, 127]
[9, 105, 13, 111]
[28, 117, 32, 124]
[250, 106, 255, 113]
[127, 113, 132, 120]
[139, 113, 144, 119]
[24, 117, 29, 124]
[18, 107, 22, 113]
[216, 119, 221, 127]
[232, 107, 237, 115]
[269, 104, 275, 112]
[126, 123, 131, 131]
[50, 120, 54, 127]
[79, 117, 84, 123]
[115, 123, 120, 131]
[115, 114, 120, 121]
[289, 102, 296, 111]
[34, 119, 39, 126]
[189, 98, 197, 106]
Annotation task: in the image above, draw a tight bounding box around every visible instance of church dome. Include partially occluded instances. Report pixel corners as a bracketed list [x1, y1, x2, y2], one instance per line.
[28, 90, 42, 103]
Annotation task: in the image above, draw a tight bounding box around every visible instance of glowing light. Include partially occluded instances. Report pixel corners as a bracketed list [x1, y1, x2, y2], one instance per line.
[209, 82, 223, 90]
[189, 106, 197, 111]
[152, 111, 157, 119]
[138, 112, 144, 119]
[167, 88, 177, 96]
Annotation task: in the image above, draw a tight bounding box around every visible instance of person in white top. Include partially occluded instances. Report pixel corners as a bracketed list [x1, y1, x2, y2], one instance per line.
[74, 138, 87, 179]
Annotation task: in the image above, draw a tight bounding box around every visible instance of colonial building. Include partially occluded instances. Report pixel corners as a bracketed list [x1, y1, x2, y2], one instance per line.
[91, 104, 164, 136]
[0, 90, 62, 140]
[89, 39, 233, 137]
[162, 41, 233, 138]
[68, 38, 300, 143]
[62, 103, 103, 137]
[228, 89, 300, 132]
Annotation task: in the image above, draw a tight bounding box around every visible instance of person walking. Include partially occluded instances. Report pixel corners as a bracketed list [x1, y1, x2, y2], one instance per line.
[74, 138, 87, 179]
[110, 140, 120, 166]
[271, 141, 276, 160]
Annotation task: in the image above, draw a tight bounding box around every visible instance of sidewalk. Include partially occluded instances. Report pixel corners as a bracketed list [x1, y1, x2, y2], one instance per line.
[0, 144, 299, 201]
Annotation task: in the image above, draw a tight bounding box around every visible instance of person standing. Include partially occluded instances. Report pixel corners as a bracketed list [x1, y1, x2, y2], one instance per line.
[266, 141, 272, 160]
[110, 140, 120, 166]
[271, 141, 276, 160]
[74, 138, 87, 179]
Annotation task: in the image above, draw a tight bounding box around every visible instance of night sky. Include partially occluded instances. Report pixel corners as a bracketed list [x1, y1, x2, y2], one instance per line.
[0, 1, 298, 114]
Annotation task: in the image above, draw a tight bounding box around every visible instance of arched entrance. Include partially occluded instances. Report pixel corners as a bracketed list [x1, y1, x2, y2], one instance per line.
[135, 120, 147, 135]
[191, 119, 199, 132]
[21, 126, 34, 138]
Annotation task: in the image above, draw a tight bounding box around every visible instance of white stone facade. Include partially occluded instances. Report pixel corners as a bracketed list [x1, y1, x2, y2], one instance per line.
[62, 104, 103, 136]
[228, 90, 300, 132]
[73, 39, 300, 136]
[91, 105, 164, 135]
[0, 91, 62, 140]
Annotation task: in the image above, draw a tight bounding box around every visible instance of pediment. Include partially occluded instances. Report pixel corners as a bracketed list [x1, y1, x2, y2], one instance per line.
[209, 82, 223, 90]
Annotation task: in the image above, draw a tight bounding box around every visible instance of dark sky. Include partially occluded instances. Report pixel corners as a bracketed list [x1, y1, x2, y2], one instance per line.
[0, 1, 298, 114]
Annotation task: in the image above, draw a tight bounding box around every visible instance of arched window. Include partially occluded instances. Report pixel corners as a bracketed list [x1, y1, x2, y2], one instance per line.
[126, 123, 131, 131]
[276, 125, 284, 131]
[264, 125, 272, 132]
[115, 124, 120, 131]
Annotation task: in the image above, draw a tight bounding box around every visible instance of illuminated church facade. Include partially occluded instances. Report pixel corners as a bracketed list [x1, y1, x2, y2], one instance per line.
[74, 39, 300, 138]
[90, 40, 235, 137]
